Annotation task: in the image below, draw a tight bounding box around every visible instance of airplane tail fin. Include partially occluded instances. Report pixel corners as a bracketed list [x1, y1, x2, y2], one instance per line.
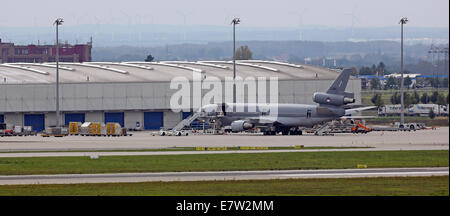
[326, 68, 354, 98]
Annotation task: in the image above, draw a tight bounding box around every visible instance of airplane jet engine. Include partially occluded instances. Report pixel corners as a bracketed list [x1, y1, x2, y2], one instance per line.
[231, 120, 254, 132]
[313, 92, 355, 106]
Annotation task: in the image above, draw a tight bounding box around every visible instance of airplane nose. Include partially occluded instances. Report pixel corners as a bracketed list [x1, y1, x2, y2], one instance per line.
[201, 104, 219, 114]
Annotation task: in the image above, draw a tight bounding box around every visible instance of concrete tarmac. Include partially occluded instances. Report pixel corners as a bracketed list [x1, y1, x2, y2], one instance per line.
[0, 167, 447, 185]
[0, 127, 448, 154]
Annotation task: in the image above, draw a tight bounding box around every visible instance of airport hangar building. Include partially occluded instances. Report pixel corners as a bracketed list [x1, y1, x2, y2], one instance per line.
[0, 61, 361, 132]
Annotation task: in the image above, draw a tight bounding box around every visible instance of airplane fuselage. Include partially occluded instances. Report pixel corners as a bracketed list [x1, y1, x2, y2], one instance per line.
[203, 103, 344, 128]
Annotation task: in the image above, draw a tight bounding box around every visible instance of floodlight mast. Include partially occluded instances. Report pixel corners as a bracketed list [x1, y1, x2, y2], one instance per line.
[399, 17, 408, 125]
[231, 18, 240, 104]
[54, 18, 63, 128]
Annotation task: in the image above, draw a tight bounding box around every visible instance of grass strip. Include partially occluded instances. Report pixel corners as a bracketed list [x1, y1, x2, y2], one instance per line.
[0, 176, 447, 196]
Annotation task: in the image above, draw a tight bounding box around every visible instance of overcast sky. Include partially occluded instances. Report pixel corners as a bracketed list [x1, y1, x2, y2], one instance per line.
[0, 0, 448, 28]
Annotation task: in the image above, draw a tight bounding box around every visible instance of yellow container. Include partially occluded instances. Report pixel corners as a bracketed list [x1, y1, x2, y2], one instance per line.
[106, 123, 122, 135]
[91, 123, 101, 135]
[88, 124, 94, 134]
[69, 122, 81, 135]
[106, 123, 114, 135]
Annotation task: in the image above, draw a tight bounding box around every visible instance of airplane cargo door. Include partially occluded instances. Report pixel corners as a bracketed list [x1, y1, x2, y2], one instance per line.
[144, 112, 163, 130]
[24, 114, 45, 132]
[104, 112, 124, 127]
[65, 113, 85, 126]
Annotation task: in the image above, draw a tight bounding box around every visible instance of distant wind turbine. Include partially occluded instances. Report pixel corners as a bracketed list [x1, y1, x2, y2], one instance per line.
[344, 5, 359, 41]
[290, 9, 307, 41]
[177, 10, 192, 43]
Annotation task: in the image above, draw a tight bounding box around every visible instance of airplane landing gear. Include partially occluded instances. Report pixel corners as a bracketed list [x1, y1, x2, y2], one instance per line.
[263, 131, 277, 136]
[262, 126, 303, 136]
[280, 127, 303, 136]
[289, 130, 302, 135]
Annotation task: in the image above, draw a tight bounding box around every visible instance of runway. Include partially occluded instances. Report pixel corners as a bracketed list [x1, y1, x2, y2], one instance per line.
[0, 167, 447, 185]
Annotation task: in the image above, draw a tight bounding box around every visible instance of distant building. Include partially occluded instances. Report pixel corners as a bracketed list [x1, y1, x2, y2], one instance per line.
[0, 38, 92, 63]
[358, 73, 423, 89]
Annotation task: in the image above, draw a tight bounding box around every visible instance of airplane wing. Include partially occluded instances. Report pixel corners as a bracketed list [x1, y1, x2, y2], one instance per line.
[345, 106, 377, 115]
[340, 116, 376, 119]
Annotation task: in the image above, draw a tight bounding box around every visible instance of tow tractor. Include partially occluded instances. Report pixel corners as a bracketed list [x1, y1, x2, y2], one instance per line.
[351, 121, 372, 134]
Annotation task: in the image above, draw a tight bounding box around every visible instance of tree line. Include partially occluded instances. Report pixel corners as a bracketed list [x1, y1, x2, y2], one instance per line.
[144, 45, 253, 62]
[371, 91, 449, 108]
[358, 61, 449, 90]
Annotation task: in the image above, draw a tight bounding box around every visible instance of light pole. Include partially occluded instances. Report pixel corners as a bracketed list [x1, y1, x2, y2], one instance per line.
[399, 17, 408, 125]
[54, 18, 63, 128]
[231, 18, 240, 104]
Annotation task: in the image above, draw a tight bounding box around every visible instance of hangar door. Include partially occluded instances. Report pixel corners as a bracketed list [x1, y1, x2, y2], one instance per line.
[24, 114, 45, 132]
[144, 112, 163, 130]
[65, 113, 85, 126]
[182, 112, 192, 119]
[104, 112, 124, 127]
[0, 114, 3, 123]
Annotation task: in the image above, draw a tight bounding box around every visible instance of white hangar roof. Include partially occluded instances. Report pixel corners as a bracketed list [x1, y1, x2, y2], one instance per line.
[0, 60, 351, 84]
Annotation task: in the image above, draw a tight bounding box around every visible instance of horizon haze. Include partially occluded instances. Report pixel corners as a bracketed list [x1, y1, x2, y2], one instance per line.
[0, 0, 448, 28]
